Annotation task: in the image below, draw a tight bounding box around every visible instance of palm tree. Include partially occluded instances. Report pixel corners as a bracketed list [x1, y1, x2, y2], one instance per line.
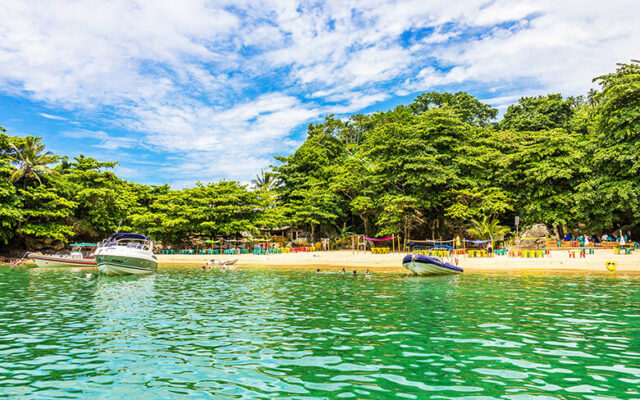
[331, 222, 356, 249]
[251, 169, 274, 190]
[9, 136, 60, 186]
[467, 216, 510, 240]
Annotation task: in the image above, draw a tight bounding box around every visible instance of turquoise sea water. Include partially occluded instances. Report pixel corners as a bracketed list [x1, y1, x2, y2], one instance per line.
[0, 266, 639, 399]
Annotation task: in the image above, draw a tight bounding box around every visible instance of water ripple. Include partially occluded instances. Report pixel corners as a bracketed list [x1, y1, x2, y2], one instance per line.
[0, 267, 638, 399]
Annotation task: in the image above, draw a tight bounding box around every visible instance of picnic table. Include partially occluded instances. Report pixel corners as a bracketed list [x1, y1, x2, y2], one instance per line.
[371, 247, 390, 254]
[467, 249, 488, 257]
[568, 250, 585, 258]
[580, 247, 595, 255]
[614, 247, 634, 255]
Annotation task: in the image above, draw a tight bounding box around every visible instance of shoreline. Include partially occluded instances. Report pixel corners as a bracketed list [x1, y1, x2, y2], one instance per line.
[7, 249, 638, 274]
[155, 249, 640, 273]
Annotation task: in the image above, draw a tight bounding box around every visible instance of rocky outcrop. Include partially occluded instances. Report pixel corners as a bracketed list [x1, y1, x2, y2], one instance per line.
[25, 237, 65, 252]
[521, 224, 551, 238]
[517, 224, 551, 249]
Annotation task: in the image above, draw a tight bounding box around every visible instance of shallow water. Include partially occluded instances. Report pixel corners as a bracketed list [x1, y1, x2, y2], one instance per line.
[0, 266, 639, 399]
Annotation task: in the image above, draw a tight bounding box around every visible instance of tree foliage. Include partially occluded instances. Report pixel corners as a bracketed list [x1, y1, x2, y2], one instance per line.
[8, 136, 60, 186]
[467, 216, 510, 240]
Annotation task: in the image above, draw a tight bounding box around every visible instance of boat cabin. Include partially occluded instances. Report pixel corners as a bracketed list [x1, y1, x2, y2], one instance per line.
[69, 243, 97, 259]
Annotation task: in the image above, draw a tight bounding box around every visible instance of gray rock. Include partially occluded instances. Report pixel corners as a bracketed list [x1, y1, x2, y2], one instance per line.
[521, 224, 551, 238]
[517, 224, 551, 249]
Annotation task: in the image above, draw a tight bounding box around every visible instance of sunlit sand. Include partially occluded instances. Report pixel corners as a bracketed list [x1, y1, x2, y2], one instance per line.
[157, 249, 640, 273]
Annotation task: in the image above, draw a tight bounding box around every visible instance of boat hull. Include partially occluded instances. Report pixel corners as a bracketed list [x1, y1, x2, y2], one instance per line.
[28, 254, 96, 268]
[402, 254, 463, 276]
[208, 258, 238, 266]
[95, 254, 157, 275]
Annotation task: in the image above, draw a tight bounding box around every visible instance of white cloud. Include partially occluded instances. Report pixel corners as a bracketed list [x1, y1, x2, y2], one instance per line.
[61, 130, 137, 150]
[39, 113, 67, 121]
[406, 1, 640, 95]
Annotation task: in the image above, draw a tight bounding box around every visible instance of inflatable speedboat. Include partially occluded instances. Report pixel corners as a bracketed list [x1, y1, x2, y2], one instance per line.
[402, 254, 463, 276]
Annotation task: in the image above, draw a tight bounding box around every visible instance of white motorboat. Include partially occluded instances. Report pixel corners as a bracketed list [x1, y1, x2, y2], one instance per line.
[28, 243, 97, 268]
[94, 233, 157, 275]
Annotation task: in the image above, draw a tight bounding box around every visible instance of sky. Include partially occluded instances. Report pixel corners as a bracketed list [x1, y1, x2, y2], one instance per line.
[0, 0, 639, 187]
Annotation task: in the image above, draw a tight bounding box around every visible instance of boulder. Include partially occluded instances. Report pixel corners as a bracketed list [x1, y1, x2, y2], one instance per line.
[521, 224, 551, 238]
[517, 224, 551, 249]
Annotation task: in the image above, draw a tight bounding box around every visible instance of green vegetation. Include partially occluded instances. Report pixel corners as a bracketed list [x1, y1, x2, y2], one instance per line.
[467, 217, 511, 241]
[1, 61, 639, 250]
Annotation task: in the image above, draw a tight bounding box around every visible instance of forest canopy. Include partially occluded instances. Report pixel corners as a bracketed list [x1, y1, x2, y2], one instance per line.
[1, 61, 639, 250]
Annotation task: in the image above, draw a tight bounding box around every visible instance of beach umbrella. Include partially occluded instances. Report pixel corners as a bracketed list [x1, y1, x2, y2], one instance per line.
[204, 239, 220, 251]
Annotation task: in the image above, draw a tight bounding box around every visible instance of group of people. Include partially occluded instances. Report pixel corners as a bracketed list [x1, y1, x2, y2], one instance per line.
[599, 233, 630, 244]
[201, 264, 228, 271]
[317, 267, 370, 276]
[564, 232, 632, 246]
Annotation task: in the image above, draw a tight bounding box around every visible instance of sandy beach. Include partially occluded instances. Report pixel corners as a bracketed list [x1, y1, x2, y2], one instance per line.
[157, 249, 640, 273]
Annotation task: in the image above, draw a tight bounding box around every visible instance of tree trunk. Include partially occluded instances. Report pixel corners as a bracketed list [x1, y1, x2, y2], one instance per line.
[431, 220, 436, 241]
[556, 225, 565, 240]
[310, 224, 315, 244]
[361, 214, 370, 237]
[403, 217, 408, 252]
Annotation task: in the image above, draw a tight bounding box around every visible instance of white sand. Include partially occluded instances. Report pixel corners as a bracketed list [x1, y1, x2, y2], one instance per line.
[157, 249, 640, 273]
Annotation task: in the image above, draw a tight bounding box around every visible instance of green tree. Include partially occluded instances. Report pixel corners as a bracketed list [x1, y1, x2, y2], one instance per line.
[274, 122, 347, 239]
[494, 129, 587, 231]
[410, 91, 498, 126]
[289, 180, 343, 242]
[17, 184, 76, 243]
[467, 216, 510, 240]
[500, 94, 575, 131]
[129, 181, 261, 244]
[362, 108, 510, 239]
[251, 169, 275, 190]
[577, 60, 640, 231]
[8, 136, 60, 186]
[58, 155, 138, 240]
[0, 128, 23, 244]
[2, 134, 75, 247]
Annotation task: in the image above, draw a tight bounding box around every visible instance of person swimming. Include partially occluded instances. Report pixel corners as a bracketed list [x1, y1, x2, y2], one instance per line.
[316, 268, 320, 273]
[365, 269, 370, 276]
[353, 270, 357, 275]
[339, 268, 345, 274]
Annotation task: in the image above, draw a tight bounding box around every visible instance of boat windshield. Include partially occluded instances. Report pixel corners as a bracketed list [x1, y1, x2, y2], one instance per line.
[101, 237, 153, 252]
[70, 245, 96, 258]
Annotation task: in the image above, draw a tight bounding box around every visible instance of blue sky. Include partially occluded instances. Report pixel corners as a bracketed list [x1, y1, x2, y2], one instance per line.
[1, 0, 639, 187]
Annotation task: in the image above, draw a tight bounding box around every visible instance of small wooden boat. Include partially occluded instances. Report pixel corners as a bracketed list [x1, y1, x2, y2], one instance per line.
[28, 243, 97, 268]
[208, 258, 238, 266]
[402, 254, 463, 276]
